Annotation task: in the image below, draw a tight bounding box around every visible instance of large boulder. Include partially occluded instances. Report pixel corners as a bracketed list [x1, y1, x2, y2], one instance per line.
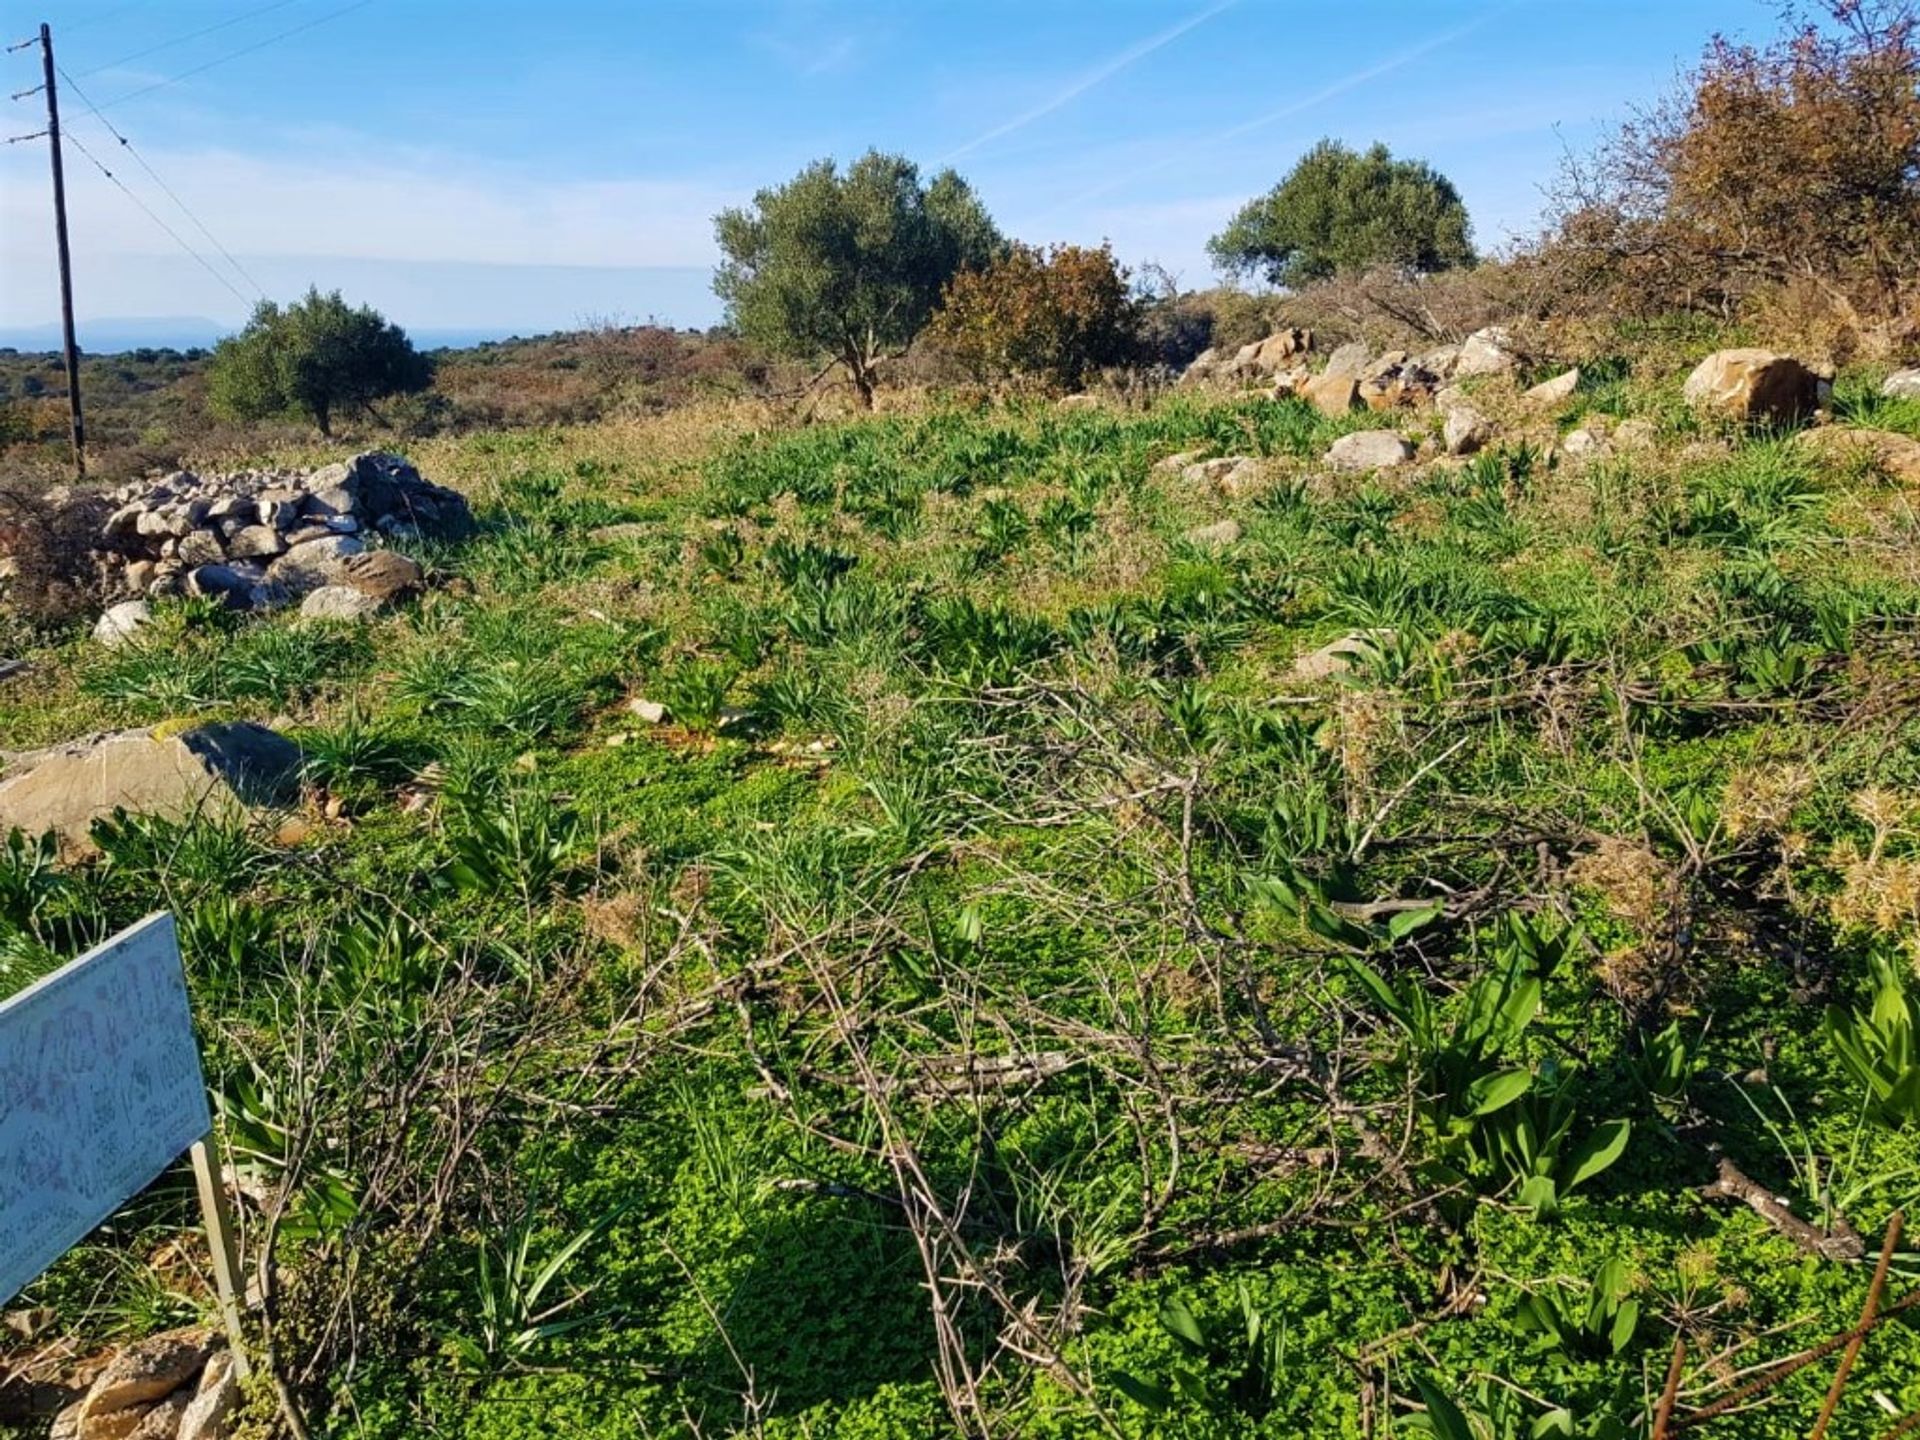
[1682, 349, 1823, 425]
[0, 722, 300, 852]
[1300, 371, 1361, 417]
[265, 535, 366, 597]
[1326, 431, 1415, 472]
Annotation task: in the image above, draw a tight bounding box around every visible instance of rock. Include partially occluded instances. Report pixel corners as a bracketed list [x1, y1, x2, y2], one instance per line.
[1525, 368, 1581, 405]
[1454, 326, 1520, 378]
[135, 510, 174, 539]
[176, 531, 225, 567]
[1418, 344, 1462, 380]
[71, 1328, 215, 1428]
[299, 585, 387, 621]
[1444, 406, 1493, 456]
[1152, 451, 1202, 475]
[1182, 456, 1250, 486]
[224, 525, 285, 561]
[1179, 348, 1221, 385]
[176, 1351, 237, 1440]
[1182, 519, 1242, 549]
[1057, 392, 1100, 410]
[1795, 425, 1920, 485]
[185, 565, 254, 609]
[1293, 630, 1397, 680]
[1326, 431, 1414, 472]
[1322, 340, 1371, 379]
[301, 484, 357, 518]
[628, 697, 668, 723]
[1612, 418, 1658, 451]
[1301, 371, 1360, 417]
[0, 723, 301, 852]
[1683, 349, 1822, 426]
[93, 600, 153, 649]
[266, 534, 365, 595]
[1358, 355, 1441, 412]
[1562, 427, 1609, 460]
[127, 1392, 192, 1440]
[340, 550, 425, 603]
[1883, 368, 1920, 399]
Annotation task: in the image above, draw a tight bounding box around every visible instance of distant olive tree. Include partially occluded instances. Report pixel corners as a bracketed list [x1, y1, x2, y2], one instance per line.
[714, 151, 1003, 406]
[209, 288, 429, 436]
[1209, 140, 1475, 287]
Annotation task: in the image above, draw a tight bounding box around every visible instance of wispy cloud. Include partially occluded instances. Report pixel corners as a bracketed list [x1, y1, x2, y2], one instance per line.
[940, 0, 1241, 163]
[1057, 5, 1515, 212]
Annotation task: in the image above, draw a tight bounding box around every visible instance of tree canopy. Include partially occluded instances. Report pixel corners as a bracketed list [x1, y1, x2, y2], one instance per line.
[713, 150, 1003, 405]
[1208, 140, 1475, 287]
[208, 288, 429, 436]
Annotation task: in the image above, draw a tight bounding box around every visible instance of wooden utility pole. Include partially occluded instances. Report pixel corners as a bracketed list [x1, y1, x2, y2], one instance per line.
[38, 22, 84, 478]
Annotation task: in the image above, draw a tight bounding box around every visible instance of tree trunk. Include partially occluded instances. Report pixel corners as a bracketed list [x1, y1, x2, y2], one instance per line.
[848, 360, 876, 409]
[312, 399, 332, 437]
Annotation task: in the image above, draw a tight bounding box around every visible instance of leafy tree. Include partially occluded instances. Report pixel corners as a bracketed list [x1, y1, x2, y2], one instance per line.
[930, 242, 1141, 390]
[209, 288, 430, 436]
[714, 151, 1003, 406]
[1208, 140, 1475, 287]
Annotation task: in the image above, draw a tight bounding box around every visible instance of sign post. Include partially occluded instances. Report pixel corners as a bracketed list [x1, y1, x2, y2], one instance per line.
[0, 913, 248, 1371]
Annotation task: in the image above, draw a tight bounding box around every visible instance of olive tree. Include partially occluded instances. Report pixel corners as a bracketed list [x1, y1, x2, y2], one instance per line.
[1209, 140, 1475, 287]
[714, 151, 1003, 406]
[209, 288, 429, 436]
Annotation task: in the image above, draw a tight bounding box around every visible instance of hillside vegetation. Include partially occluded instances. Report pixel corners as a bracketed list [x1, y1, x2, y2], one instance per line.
[5, 358, 1920, 1435]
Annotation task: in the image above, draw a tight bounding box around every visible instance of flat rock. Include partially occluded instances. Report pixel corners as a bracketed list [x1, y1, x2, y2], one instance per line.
[339, 550, 424, 602]
[0, 723, 300, 852]
[265, 534, 365, 595]
[72, 1327, 214, 1424]
[1326, 431, 1414, 472]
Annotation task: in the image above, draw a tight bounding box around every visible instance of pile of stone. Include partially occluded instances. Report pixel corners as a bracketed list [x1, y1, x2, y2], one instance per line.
[1181, 327, 1314, 387]
[49, 452, 472, 643]
[37, 1327, 237, 1440]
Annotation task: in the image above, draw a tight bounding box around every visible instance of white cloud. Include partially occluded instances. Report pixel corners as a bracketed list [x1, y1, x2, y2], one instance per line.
[0, 131, 739, 324]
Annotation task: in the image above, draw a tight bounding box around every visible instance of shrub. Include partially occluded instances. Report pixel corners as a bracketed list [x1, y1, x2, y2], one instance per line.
[1549, 0, 1920, 353]
[713, 151, 1003, 406]
[209, 287, 430, 436]
[1209, 139, 1475, 286]
[929, 242, 1141, 391]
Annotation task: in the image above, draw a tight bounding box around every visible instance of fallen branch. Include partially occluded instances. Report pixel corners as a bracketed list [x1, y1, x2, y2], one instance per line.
[1699, 1157, 1865, 1261]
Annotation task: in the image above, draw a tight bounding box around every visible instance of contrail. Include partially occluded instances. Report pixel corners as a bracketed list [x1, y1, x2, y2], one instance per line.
[1058, 5, 1512, 212]
[940, 0, 1242, 164]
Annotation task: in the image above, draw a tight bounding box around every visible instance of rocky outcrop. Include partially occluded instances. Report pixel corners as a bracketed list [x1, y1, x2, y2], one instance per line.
[1326, 431, 1414, 472]
[0, 721, 300, 851]
[1682, 349, 1824, 425]
[1183, 328, 1313, 385]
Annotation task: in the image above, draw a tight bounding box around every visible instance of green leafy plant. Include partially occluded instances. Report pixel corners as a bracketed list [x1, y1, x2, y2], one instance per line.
[1114, 1285, 1289, 1417]
[654, 658, 737, 733]
[1826, 952, 1920, 1128]
[444, 1201, 621, 1371]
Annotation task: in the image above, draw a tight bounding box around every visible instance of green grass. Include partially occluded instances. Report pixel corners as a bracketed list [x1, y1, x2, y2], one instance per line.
[5, 390, 1920, 1438]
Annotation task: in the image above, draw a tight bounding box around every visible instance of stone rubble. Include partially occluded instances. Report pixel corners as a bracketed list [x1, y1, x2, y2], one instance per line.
[78, 452, 468, 625]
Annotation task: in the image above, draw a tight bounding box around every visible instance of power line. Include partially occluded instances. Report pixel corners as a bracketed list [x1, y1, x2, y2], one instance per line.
[61, 128, 254, 307]
[74, 0, 303, 79]
[95, 0, 377, 111]
[56, 61, 266, 299]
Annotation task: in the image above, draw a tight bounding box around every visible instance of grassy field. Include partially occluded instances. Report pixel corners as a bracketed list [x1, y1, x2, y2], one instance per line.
[5, 367, 1920, 1438]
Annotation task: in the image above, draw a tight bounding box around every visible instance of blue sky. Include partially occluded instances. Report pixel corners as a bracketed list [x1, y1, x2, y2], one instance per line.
[1, 0, 1770, 346]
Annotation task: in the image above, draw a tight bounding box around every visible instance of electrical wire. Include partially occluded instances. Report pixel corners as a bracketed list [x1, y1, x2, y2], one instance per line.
[61, 128, 255, 307]
[57, 62, 266, 298]
[73, 0, 303, 78]
[94, 0, 377, 111]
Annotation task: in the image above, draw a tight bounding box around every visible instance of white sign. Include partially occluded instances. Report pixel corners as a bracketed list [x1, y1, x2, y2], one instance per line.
[0, 913, 211, 1304]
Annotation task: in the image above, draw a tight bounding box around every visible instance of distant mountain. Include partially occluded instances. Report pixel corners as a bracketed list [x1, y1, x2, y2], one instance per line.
[0, 316, 231, 354]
